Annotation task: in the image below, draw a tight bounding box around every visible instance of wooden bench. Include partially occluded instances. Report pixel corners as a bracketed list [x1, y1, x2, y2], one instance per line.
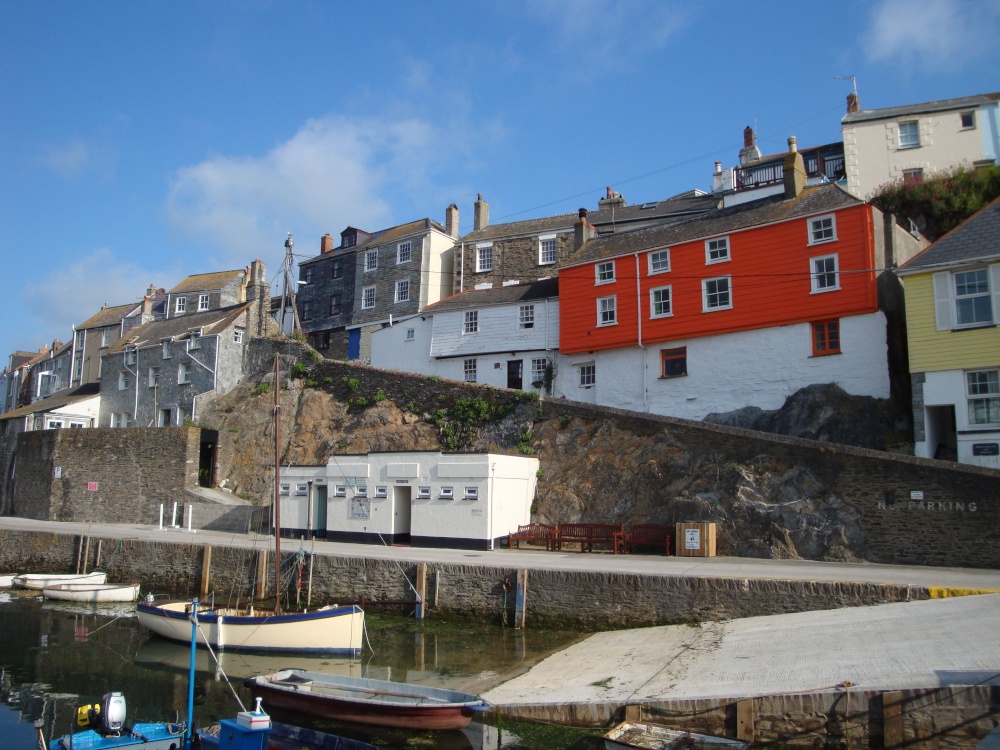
[554, 522, 624, 553]
[619, 523, 673, 556]
[507, 523, 555, 550]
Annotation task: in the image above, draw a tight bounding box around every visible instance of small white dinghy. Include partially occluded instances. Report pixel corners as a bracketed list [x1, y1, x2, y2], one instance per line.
[43, 582, 141, 603]
[14, 571, 108, 590]
[0, 574, 17, 589]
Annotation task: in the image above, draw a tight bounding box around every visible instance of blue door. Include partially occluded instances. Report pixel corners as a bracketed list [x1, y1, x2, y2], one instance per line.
[348, 329, 360, 360]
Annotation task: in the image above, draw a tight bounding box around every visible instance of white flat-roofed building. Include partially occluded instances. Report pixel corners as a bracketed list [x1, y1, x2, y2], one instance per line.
[278, 451, 539, 551]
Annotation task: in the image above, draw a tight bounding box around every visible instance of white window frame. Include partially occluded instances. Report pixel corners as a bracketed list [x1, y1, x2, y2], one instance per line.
[334, 485, 347, 497]
[189, 330, 202, 350]
[650, 285, 672, 318]
[476, 243, 493, 272]
[175, 297, 187, 314]
[705, 237, 730, 264]
[531, 358, 548, 385]
[648, 249, 670, 274]
[394, 279, 410, 303]
[162, 341, 172, 359]
[519, 304, 535, 329]
[579, 363, 596, 388]
[396, 241, 411, 264]
[294, 483, 309, 496]
[362, 286, 376, 310]
[178, 362, 191, 384]
[124, 348, 137, 366]
[355, 484, 368, 497]
[597, 295, 617, 326]
[365, 249, 378, 272]
[148, 367, 160, 388]
[47, 419, 64, 430]
[967, 370, 1000, 427]
[463, 358, 477, 382]
[439, 486, 454, 499]
[808, 214, 837, 245]
[198, 294, 210, 312]
[464, 486, 479, 499]
[702, 276, 732, 312]
[102, 328, 112, 347]
[960, 111, 976, 130]
[898, 120, 920, 149]
[596, 261, 615, 285]
[374, 486, 388, 498]
[279, 483, 290, 496]
[118, 371, 129, 390]
[405, 328, 415, 341]
[234, 329, 244, 344]
[937, 266, 998, 329]
[417, 486, 431, 499]
[539, 235, 557, 265]
[810, 254, 840, 293]
[463, 310, 478, 334]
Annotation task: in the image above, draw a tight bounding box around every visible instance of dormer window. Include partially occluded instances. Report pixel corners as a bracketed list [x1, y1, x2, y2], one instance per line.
[124, 348, 137, 366]
[189, 329, 203, 350]
[341, 230, 357, 248]
[175, 297, 187, 314]
[198, 294, 210, 312]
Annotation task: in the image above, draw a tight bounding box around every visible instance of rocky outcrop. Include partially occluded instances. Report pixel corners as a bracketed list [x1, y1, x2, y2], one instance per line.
[703, 383, 911, 452]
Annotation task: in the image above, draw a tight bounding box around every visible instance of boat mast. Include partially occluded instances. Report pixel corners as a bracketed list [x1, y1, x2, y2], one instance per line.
[273, 355, 283, 616]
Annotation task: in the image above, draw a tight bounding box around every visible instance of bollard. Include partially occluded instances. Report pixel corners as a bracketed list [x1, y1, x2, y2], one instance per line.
[187, 504, 194, 533]
[171, 502, 178, 528]
[159, 504, 164, 531]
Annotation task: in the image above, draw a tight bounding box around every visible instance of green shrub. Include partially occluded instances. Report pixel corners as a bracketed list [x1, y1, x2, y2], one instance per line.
[342, 376, 360, 391]
[373, 389, 386, 403]
[290, 331, 306, 342]
[308, 349, 322, 362]
[252, 383, 270, 396]
[291, 362, 307, 379]
[321, 376, 333, 385]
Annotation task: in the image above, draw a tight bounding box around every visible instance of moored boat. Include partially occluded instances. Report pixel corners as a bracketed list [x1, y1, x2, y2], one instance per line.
[245, 668, 490, 731]
[137, 599, 365, 653]
[43, 582, 141, 603]
[48, 691, 186, 750]
[14, 571, 108, 590]
[603, 721, 750, 750]
[0, 573, 17, 588]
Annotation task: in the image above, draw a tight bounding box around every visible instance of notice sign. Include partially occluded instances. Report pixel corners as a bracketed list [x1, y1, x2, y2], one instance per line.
[87, 482, 98, 492]
[973, 443, 999, 456]
[53, 467, 62, 479]
[685, 528, 701, 550]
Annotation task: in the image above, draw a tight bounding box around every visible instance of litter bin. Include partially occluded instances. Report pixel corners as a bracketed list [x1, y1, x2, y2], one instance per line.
[675, 522, 717, 557]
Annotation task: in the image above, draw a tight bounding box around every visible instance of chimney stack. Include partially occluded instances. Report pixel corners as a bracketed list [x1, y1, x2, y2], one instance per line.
[846, 92, 860, 114]
[140, 295, 154, 322]
[473, 194, 489, 231]
[574, 208, 596, 250]
[445, 203, 459, 238]
[714, 161, 722, 174]
[739, 126, 762, 166]
[320, 234, 334, 254]
[147, 284, 157, 298]
[743, 126, 755, 148]
[783, 136, 806, 200]
[598, 188, 627, 211]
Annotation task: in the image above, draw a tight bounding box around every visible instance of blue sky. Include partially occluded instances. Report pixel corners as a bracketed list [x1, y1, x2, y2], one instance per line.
[2, 0, 999, 365]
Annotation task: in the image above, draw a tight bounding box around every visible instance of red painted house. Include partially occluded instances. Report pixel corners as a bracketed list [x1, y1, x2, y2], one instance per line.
[553, 146, 922, 419]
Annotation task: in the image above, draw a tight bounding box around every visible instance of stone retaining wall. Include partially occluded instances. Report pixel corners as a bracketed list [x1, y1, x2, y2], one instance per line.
[0, 529, 924, 628]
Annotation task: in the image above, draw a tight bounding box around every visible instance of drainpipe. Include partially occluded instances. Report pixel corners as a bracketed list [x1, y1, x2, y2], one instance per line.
[123, 351, 139, 424]
[70, 325, 78, 386]
[488, 461, 496, 550]
[459, 242, 465, 293]
[634, 252, 647, 411]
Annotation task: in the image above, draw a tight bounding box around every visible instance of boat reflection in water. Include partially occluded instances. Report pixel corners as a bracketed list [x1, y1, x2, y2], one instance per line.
[133, 637, 371, 682]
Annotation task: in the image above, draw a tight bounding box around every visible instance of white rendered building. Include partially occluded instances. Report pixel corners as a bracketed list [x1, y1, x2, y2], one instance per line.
[278, 451, 539, 550]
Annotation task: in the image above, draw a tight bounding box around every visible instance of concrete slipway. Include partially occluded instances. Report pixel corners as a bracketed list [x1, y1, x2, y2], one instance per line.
[482, 594, 1000, 706]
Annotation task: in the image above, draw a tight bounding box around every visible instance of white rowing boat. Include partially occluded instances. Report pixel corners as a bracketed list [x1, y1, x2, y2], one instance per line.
[14, 571, 108, 590]
[42, 582, 141, 603]
[0, 574, 17, 589]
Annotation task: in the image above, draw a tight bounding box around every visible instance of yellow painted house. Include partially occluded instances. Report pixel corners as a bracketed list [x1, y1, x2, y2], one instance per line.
[897, 197, 1000, 468]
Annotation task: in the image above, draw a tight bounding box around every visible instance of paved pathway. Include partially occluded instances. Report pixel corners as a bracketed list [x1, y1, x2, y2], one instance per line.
[3, 516, 1000, 590]
[483, 594, 1000, 706]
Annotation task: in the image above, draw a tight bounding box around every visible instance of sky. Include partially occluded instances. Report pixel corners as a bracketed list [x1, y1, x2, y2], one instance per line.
[2, 0, 999, 365]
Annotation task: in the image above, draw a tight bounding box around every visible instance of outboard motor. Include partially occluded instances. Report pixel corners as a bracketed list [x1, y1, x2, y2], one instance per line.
[91, 692, 127, 735]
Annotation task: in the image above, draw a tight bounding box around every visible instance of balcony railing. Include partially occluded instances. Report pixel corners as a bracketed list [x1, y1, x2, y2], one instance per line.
[735, 149, 845, 192]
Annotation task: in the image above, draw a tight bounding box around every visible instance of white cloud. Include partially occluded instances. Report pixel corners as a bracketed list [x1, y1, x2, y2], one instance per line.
[165, 113, 473, 266]
[22, 247, 175, 347]
[862, 0, 1000, 69]
[525, 0, 689, 73]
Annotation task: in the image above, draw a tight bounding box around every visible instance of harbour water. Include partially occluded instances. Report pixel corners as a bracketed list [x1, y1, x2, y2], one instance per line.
[0, 591, 603, 749]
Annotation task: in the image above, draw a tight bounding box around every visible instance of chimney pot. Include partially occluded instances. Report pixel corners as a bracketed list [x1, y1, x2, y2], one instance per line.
[787, 136, 798, 153]
[474, 194, 489, 231]
[714, 161, 722, 174]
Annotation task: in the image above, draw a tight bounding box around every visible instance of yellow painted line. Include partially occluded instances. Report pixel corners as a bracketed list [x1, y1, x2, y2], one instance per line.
[927, 587, 1000, 599]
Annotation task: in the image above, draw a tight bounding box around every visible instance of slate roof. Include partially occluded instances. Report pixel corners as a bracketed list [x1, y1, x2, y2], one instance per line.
[76, 302, 138, 331]
[897, 197, 1000, 274]
[564, 184, 862, 267]
[842, 92, 1000, 124]
[423, 277, 559, 313]
[169, 269, 245, 294]
[0, 383, 100, 421]
[106, 303, 250, 353]
[301, 218, 447, 266]
[460, 193, 719, 244]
